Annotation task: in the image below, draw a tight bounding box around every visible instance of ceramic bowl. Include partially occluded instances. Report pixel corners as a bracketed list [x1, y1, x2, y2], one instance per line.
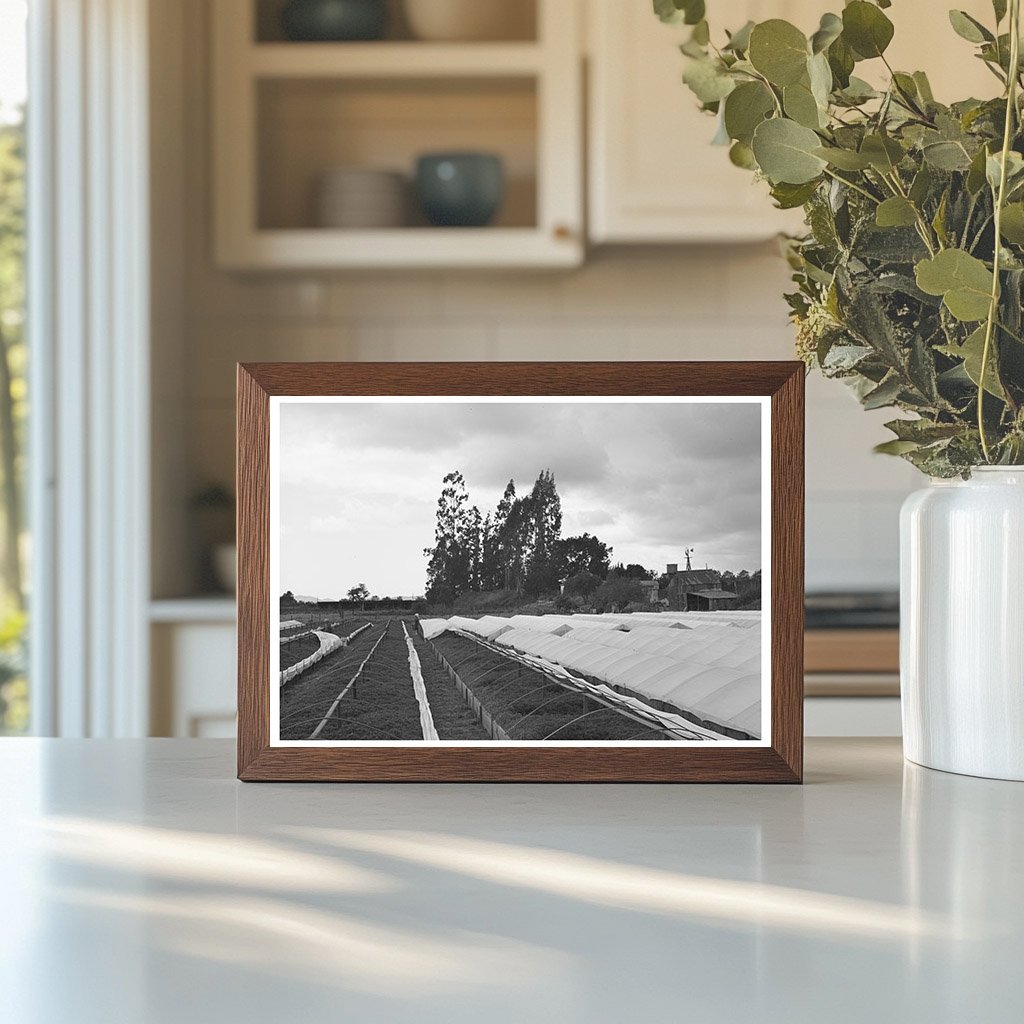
[415, 152, 504, 227]
[403, 0, 533, 42]
[281, 0, 388, 42]
[316, 168, 407, 228]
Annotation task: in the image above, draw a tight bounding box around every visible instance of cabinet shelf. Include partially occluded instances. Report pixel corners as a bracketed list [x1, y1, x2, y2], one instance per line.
[212, 0, 582, 269]
[218, 226, 580, 270]
[249, 42, 544, 78]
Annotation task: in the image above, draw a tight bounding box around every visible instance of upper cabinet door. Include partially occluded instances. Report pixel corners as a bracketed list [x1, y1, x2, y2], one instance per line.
[587, 0, 806, 244]
[586, 0, 998, 245]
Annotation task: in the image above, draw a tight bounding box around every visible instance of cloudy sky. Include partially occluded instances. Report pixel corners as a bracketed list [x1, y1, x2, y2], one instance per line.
[277, 399, 763, 598]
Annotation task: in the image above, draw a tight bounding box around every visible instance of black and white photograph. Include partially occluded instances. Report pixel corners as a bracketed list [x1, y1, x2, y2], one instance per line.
[271, 397, 769, 745]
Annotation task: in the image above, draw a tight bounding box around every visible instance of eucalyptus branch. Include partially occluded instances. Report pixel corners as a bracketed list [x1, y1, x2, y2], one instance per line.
[822, 168, 880, 205]
[962, 191, 980, 249]
[884, 170, 939, 254]
[665, 1, 1024, 474]
[969, 212, 994, 253]
[979, 0, 1021, 461]
[749, 68, 784, 117]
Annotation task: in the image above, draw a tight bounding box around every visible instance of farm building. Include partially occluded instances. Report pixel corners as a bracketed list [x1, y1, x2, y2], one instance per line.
[635, 579, 660, 604]
[665, 567, 722, 611]
[686, 589, 740, 612]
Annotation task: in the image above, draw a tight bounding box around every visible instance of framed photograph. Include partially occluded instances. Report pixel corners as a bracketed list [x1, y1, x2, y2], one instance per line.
[237, 362, 804, 782]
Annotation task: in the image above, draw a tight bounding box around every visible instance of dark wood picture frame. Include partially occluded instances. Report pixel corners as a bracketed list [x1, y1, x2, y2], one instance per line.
[237, 362, 804, 782]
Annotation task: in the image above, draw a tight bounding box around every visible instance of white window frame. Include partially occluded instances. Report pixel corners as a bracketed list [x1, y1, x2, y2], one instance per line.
[28, 0, 150, 736]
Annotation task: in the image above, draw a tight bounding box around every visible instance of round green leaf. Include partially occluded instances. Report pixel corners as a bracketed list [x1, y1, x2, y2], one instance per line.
[654, 0, 705, 26]
[724, 20, 755, 53]
[724, 81, 775, 144]
[729, 140, 757, 170]
[828, 35, 856, 88]
[783, 81, 823, 129]
[875, 196, 918, 228]
[923, 140, 973, 171]
[1000, 203, 1024, 245]
[682, 57, 736, 104]
[915, 249, 993, 322]
[941, 326, 1005, 398]
[949, 10, 994, 44]
[807, 52, 833, 107]
[748, 20, 809, 86]
[860, 133, 904, 173]
[842, 1, 894, 59]
[814, 146, 871, 170]
[752, 118, 828, 184]
[771, 180, 820, 209]
[810, 12, 843, 54]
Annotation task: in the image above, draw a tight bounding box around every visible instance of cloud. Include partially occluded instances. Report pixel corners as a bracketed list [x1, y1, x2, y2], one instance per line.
[277, 399, 763, 596]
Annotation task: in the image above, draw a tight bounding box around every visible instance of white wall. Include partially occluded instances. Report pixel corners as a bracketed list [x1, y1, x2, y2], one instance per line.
[159, 0, 921, 599]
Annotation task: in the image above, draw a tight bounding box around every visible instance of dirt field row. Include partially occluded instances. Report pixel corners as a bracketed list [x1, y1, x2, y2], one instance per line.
[279, 617, 491, 742]
[429, 633, 667, 741]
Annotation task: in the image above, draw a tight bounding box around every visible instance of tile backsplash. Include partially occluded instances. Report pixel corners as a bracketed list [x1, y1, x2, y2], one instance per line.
[181, 246, 917, 594]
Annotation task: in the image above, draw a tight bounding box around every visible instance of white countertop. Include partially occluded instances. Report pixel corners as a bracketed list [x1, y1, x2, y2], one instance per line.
[1, 738, 1020, 1023]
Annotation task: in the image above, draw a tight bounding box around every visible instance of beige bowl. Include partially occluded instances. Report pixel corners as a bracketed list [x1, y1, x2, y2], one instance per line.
[315, 168, 408, 228]
[403, 0, 535, 41]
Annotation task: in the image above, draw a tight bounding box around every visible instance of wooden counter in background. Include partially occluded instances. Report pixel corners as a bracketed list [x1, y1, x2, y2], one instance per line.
[804, 629, 900, 697]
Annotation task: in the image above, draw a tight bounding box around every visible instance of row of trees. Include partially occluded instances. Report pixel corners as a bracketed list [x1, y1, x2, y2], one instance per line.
[721, 570, 761, 609]
[423, 470, 616, 604]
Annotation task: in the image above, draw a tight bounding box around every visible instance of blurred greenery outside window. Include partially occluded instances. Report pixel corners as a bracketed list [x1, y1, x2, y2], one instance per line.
[0, 0, 28, 734]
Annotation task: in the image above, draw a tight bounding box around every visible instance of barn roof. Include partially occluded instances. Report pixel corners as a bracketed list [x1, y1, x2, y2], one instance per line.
[690, 589, 739, 600]
[668, 570, 719, 587]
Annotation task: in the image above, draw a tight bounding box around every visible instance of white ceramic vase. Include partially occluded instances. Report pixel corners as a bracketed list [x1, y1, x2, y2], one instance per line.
[900, 467, 1024, 780]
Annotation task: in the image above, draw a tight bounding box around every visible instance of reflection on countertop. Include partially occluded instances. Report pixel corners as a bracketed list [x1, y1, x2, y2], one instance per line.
[1, 738, 1021, 1023]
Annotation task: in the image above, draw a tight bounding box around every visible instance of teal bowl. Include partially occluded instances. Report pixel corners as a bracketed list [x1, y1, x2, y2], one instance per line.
[281, 0, 388, 42]
[415, 153, 505, 228]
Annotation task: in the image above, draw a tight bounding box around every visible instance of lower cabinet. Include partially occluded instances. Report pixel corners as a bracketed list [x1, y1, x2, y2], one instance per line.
[805, 697, 902, 737]
[150, 608, 236, 738]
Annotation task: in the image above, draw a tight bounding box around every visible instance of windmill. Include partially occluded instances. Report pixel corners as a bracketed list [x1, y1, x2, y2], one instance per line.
[684, 547, 694, 571]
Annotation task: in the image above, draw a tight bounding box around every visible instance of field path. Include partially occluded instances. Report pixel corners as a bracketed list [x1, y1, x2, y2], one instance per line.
[410, 630, 490, 741]
[402, 623, 438, 741]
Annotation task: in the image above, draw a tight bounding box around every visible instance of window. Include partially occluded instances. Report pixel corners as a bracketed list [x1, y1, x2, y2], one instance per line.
[0, 0, 27, 734]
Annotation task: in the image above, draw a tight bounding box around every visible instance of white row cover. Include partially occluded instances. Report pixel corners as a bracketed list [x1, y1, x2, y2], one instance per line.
[420, 618, 451, 641]
[490, 628, 761, 738]
[568, 611, 759, 630]
[564, 626, 761, 672]
[279, 630, 345, 686]
[423, 611, 762, 738]
[278, 623, 372, 687]
[280, 619, 304, 632]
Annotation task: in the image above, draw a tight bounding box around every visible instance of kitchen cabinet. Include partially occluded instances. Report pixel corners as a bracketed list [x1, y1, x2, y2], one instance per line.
[587, 0, 814, 243]
[805, 628, 901, 737]
[211, 0, 583, 269]
[586, 0, 998, 244]
[150, 600, 237, 737]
